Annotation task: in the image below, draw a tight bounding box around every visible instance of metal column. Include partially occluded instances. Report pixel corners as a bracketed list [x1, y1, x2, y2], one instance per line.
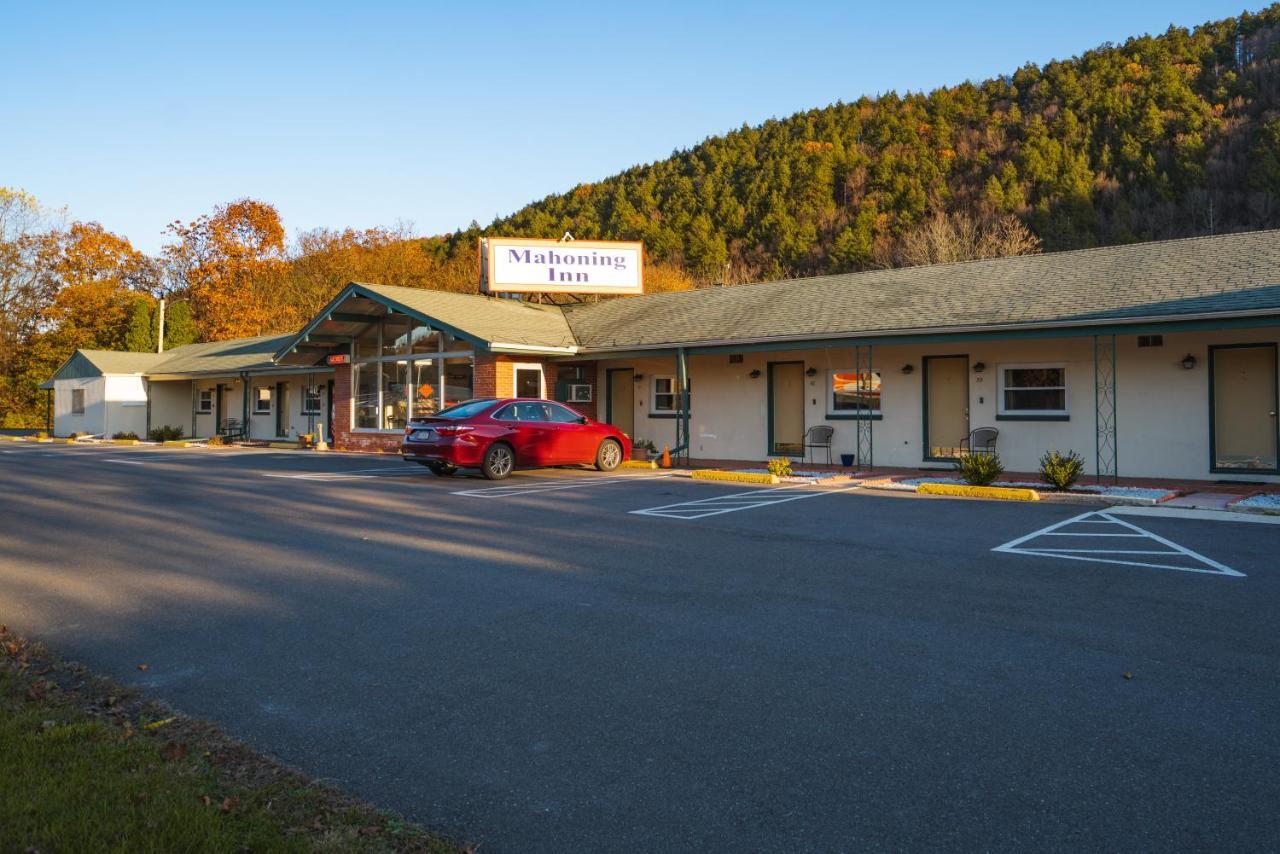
[1094, 334, 1118, 483]
[854, 344, 874, 470]
[676, 347, 690, 465]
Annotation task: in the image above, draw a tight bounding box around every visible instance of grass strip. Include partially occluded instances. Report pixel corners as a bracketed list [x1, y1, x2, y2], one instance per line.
[0, 625, 465, 853]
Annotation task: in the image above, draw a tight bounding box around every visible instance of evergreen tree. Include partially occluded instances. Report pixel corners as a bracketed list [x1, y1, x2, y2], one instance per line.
[124, 301, 157, 352]
[162, 301, 198, 349]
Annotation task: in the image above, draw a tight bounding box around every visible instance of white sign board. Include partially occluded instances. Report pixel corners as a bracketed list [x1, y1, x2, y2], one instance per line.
[483, 238, 644, 295]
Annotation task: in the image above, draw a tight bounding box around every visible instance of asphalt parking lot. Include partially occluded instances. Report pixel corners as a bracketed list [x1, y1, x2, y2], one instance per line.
[1, 442, 1277, 851]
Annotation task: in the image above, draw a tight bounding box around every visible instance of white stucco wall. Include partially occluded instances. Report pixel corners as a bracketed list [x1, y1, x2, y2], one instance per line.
[53, 375, 148, 437]
[597, 325, 1280, 483]
[53, 377, 105, 437]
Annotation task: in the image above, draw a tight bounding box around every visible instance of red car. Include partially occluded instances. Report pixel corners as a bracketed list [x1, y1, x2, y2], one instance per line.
[401, 398, 631, 480]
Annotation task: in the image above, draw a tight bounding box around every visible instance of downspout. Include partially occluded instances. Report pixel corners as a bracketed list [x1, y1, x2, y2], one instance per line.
[240, 372, 250, 442]
[673, 346, 691, 463]
[190, 381, 197, 439]
[144, 378, 151, 438]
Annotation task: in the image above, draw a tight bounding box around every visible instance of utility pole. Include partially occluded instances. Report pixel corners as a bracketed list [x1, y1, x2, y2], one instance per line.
[157, 298, 166, 353]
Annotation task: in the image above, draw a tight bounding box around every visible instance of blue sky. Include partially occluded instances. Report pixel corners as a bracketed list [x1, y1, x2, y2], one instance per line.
[2, 1, 1256, 253]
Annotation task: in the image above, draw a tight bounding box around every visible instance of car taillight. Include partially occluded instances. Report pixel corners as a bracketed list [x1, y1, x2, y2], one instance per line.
[435, 425, 474, 436]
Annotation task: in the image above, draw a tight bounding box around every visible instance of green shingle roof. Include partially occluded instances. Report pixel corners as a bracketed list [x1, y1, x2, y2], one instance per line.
[46, 229, 1280, 384]
[73, 350, 170, 375]
[355, 283, 577, 349]
[147, 334, 293, 375]
[561, 229, 1280, 350]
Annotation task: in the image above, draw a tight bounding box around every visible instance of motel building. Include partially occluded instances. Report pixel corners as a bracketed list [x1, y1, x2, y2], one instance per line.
[42, 230, 1280, 484]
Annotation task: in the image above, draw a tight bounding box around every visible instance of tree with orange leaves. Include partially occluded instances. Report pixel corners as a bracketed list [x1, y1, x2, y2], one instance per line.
[162, 199, 296, 340]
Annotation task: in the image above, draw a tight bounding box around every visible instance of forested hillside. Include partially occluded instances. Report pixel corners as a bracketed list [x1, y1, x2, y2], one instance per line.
[5, 5, 1280, 426]
[446, 4, 1280, 281]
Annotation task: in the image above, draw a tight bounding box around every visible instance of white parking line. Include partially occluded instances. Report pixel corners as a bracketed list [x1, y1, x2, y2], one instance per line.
[993, 510, 1244, 576]
[263, 466, 423, 481]
[453, 474, 671, 498]
[631, 484, 858, 520]
[102, 458, 146, 465]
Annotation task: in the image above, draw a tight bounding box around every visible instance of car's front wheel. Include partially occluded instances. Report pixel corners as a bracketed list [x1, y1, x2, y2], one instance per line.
[595, 439, 623, 472]
[481, 443, 515, 480]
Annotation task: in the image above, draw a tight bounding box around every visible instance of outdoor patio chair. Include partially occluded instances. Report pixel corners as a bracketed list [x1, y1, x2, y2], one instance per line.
[960, 427, 998, 455]
[804, 425, 835, 465]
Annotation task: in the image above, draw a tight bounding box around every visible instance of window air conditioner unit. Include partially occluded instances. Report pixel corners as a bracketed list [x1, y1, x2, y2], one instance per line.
[567, 383, 592, 403]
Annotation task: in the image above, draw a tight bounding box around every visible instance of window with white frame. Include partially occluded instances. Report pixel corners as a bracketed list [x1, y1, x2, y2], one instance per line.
[197, 389, 213, 413]
[651, 375, 687, 414]
[254, 387, 272, 414]
[827, 369, 881, 416]
[302, 385, 323, 414]
[512, 363, 544, 398]
[999, 364, 1067, 415]
[71, 388, 85, 415]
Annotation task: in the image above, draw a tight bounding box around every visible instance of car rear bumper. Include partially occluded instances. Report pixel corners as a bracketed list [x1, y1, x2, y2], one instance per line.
[401, 438, 485, 467]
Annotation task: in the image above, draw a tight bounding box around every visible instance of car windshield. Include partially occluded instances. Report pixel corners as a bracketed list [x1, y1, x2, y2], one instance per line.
[432, 399, 495, 420]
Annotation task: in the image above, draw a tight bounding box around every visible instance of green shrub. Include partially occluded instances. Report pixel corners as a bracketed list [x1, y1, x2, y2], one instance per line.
[111, 431, 139, 440]
[767, 457, 794, 478]
[147, 425, 185, 442]
[954, 452, 1004, 485]
[1040, 449, 1085, 491]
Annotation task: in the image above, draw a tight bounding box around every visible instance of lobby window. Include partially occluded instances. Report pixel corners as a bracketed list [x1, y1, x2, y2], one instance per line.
[999, 365, 1067, 415]
[382, 361, 409, 430]
[828, 369, 881, 416]
[353, 364, 378, 428]
[413, 360, 439, 418]
[348, 314, 476, 429]
[71, 389, 85, 415]
[444, 357, 473, 408]
[197, 389, 213, 414]
[254, 387, 272, 414]
[651, 376, 687, 414]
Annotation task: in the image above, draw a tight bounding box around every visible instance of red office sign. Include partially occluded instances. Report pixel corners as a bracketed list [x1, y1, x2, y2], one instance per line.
[325, 354, 351, 366]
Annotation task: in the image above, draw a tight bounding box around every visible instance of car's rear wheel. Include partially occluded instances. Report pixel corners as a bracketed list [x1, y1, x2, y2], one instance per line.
[426, 461, 457, 477]
[595, 439, 623, 472]
[482, 443, 514, 480]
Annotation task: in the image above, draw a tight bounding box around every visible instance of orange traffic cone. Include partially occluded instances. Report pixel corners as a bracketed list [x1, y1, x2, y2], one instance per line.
[661, 445, 672, 468]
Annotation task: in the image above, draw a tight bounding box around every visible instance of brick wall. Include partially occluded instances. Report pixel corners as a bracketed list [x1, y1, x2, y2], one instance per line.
[330, 363, 401, 453]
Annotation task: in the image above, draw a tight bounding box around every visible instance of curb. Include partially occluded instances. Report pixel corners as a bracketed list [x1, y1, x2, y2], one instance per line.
[620, 459, 658, 470]
[162, 440, 196, 447]
[917, 482, 1040, 501]
[111, 439, 140, 445]
[691, 470, 780, 485]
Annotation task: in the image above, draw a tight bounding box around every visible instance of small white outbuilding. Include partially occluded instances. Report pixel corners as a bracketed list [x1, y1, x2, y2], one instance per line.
[45, 350, 165, 438]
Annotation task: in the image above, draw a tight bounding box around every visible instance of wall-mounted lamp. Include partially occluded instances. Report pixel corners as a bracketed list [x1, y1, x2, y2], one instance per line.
[901, 364, 915, 375]
[749, 369, 762, 379]
[805, 367, 818, 377]
[972, 362, 986, 374]
[633, 373, 645, 382]
[1181, 354, 1197, 370]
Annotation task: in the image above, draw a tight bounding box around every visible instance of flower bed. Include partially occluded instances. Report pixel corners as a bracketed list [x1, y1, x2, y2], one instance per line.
[881, 476, 1176, 504]
[735, 468, 847, 484]
[1233, 493, 1280, 513]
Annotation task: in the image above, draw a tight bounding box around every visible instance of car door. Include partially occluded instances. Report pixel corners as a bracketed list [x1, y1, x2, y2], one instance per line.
[545, 402, 594, 463]
[503, 401, 557, 466]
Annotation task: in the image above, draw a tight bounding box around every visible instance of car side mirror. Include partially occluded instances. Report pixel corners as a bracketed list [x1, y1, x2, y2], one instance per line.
[578, 416, 589, 425]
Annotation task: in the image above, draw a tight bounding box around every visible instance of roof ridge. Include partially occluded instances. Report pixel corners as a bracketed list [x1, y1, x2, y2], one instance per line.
[566, 227, 1280, 310]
